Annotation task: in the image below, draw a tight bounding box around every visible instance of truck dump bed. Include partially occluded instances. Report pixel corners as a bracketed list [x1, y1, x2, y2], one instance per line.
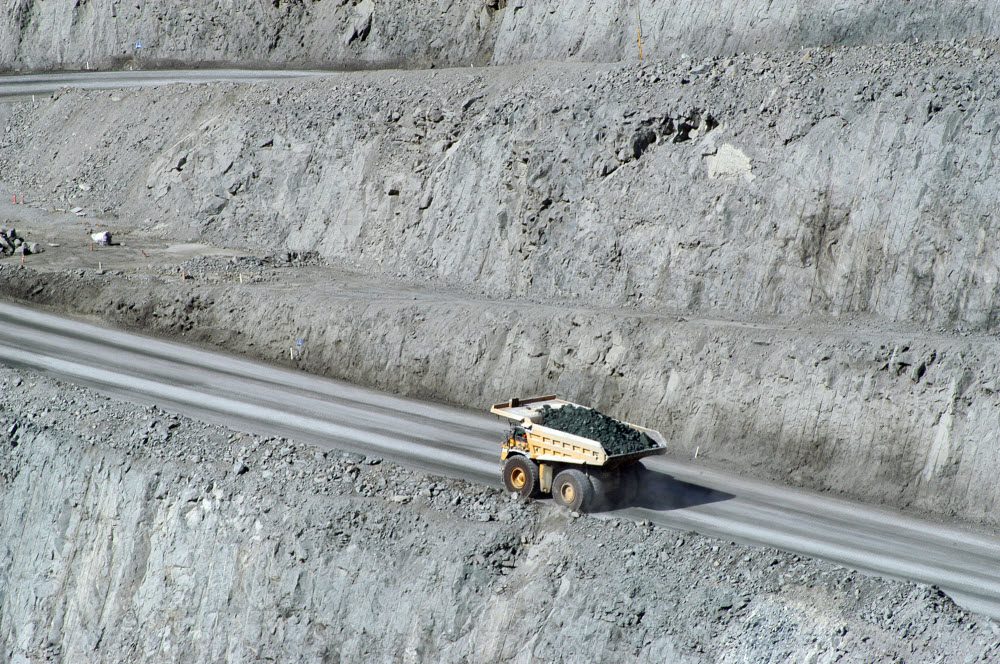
[490, 395, 667, 468]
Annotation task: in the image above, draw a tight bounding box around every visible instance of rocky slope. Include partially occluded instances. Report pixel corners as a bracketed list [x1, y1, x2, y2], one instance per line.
[3, 0, 1000, 72]
[1, 365, 996, 663]
[4, 41, 1000, 525]
[4, 249, 1000, 528]
[5, 43, 1000, 329]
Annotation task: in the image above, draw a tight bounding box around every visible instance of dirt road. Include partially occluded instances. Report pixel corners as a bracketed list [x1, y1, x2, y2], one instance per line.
[3, 302, 999, 619]
[0, 69, 325, 99]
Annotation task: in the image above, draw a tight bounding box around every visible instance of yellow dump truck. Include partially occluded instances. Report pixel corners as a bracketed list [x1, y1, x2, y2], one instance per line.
[490, 395, 667, 512]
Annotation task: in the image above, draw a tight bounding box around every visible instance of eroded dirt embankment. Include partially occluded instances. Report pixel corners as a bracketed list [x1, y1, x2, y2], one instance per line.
[3, 42, 1000, 526]
[2, 0, 999, 71]
[1, 366, 995, 663]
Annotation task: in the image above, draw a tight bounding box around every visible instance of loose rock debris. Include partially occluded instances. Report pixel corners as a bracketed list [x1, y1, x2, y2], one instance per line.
[0, 227, 42, 257]
[0, 365, 995, 662]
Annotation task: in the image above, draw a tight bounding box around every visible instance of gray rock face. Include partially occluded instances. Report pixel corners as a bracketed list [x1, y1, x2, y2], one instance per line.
[6, 40, 1000, 523]
[0, 367, 994, 662]
[490, 1, 1000, 64]
[6, 44, 1000, 331]
[0, 0, 502, 72]
[3, 0, 1000, 71]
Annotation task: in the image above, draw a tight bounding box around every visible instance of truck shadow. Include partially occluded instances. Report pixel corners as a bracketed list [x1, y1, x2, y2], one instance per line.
[592, 465, 734, 513]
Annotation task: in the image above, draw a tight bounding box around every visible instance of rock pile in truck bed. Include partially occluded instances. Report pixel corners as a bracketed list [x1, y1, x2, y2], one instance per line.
[0, 227, 41, 257]
[539, 404, 657, 455]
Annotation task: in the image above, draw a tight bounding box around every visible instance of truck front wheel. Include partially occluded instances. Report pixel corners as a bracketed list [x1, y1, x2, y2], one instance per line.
[502, 455, 540, 498]
[552, 469, 595, 513]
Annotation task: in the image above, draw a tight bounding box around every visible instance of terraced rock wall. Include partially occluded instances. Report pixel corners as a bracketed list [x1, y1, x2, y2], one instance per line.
[5, 44, 1000, 330]
[3, 38, 1000, 523]
[2, 0, 1000, 71]
[4, 263, 1000, 526]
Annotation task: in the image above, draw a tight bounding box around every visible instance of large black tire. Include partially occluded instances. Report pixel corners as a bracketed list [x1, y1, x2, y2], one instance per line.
[552, 469, 595, 513]
[617, 463, 642, 504]
[502, 455, 540, 498]
[588, 470, 618, 511]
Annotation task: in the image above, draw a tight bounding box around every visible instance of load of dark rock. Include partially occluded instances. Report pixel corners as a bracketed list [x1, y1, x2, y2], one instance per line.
[539, 404, 657, 455]
[0, 227, 42, 257]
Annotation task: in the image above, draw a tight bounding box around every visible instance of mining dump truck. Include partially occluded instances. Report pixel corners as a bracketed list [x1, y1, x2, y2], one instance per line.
[490, 395, 667, 512]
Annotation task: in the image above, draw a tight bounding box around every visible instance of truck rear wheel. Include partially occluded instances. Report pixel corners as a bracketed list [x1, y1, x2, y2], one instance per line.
[502, 455, 540, 498]
[589, 471, 618, 511]
[617, 463, 642, 504]
[552, 469, 595, 513]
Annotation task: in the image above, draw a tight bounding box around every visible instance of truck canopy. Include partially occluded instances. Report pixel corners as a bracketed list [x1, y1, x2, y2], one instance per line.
[490, 395, 570, 425]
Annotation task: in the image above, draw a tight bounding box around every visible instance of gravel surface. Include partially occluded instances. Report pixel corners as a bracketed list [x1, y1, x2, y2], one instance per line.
[1, 364, 997, 663]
